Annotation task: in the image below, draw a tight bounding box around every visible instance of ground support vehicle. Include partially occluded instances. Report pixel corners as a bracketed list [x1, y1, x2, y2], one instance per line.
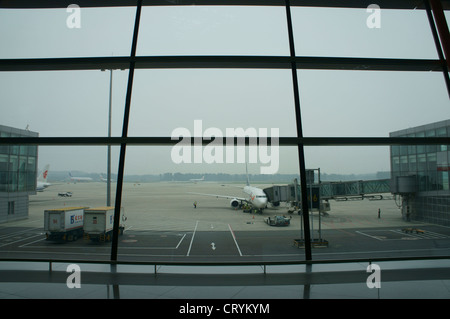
[44, 207, 87, 242]
[265, 215, 291, 226]
[58, 192, 73, 197]
[402, 227, 425, 234]
[83, 206, 125, 242]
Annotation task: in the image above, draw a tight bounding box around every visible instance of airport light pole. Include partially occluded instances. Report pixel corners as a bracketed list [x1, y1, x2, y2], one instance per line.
[103, 68, 113, 207]
[102, 68, 123, 206]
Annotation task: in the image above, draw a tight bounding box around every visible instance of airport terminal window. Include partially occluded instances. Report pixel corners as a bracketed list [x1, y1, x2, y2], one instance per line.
[0, 70, 129, 138]
[0, 7, 135, 59]
[291, 6, 438, 59]
[129, 69, 296, 137]
[443, 171, 450, 190]
[0, 144, 37, 193]
[408, 155, 417, 171]
[0, 155, 7, 192]
[437, 127, 448, 151]
[137, 6, 289, 56]
[8, 202, 14, 215]
[297, 70, 449, 138]
[0, 2, 449, 264]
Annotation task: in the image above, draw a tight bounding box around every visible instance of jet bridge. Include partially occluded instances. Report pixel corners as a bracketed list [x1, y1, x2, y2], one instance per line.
[263, 180, 323, 212]
[263, 176, 392, 250]
[320, 179, 391, 200]
[263, 178, 392, 208]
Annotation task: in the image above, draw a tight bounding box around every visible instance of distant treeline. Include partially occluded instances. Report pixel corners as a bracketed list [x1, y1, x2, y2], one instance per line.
[47, 171, 390, 183]
[152, 172, 390, 183]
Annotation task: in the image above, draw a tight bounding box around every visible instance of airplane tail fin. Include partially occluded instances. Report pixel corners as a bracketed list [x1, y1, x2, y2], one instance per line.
[38, 164, 50, 182]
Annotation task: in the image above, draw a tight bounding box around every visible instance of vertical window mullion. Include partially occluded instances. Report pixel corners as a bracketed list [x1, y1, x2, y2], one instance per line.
[285, 0, 312, 261]
[111, 0, 143, 262]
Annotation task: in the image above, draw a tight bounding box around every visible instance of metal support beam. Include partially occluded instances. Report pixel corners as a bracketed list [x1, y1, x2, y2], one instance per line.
[429, 0, 450, 69]
[1, 56, 443, 72]
[425, 0, 450, 97]
[107, 69, 113, 207]
[2, 136, 449, 146]
[111, 0, 142, 261]
[285, 0, 312, 261]
[1, 0, 449, 10]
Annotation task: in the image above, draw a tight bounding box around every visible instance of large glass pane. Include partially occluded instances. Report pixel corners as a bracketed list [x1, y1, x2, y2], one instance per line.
[292, 7, 437, 59]
[0, 154, 8, 192]
[118, 146, 303, 263]
[137, 6, 289, 56]
[306, 145, 450, 260]
[129, 69, 297, 139]
[0, 7, 135, 58]
[0, 146, 120, 260]
[298, 70, 450, 137]
[306, 146, 391, 177]
[0, 70, 128, 137]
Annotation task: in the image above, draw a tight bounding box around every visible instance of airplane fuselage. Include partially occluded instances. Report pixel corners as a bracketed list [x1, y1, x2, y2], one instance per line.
[243, 185, 268, 209]
[69, 173, 92, 182]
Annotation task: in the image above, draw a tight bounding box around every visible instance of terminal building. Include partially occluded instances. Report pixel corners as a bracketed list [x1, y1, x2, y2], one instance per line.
[390, 119, 450, 226]
[0, 124, 38, 223]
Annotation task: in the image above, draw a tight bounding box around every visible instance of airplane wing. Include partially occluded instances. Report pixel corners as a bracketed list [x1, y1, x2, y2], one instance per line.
[187, 192, 248, 202]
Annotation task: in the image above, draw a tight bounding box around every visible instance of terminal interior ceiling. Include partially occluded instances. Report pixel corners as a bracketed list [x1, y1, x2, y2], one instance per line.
[0, 0, 450, 299]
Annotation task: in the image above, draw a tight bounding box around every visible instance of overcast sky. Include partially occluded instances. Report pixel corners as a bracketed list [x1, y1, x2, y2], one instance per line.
[0, 5, 449, 176]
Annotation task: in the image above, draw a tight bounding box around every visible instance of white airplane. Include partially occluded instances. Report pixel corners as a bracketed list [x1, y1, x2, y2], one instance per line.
[100, 174, 115, 183]
[189, 176, 205, 183]
[69, 172, 93, 182]
[36, 164, 51, 192]
[188, 165, 268, 213]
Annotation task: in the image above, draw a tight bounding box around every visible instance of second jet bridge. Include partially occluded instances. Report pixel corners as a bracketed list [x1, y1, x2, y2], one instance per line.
[263, 178, 392, 208]
[320, 179, 391, 200]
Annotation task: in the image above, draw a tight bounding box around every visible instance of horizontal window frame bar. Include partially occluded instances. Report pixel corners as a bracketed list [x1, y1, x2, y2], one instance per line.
[0, 56, 444, 72]
[1, 136, 449, 146]
[0, 0, 447, 10]
[1, 255, 450, 268]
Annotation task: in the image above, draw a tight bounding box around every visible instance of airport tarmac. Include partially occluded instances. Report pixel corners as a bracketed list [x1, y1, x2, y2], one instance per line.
[27, 181, 408, 231]
[1, 181, 450, 263]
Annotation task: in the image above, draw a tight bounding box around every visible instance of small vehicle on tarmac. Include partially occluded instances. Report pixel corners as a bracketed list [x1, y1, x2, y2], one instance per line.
[264, 215, 291, 227]
[58, 192, 73, 197]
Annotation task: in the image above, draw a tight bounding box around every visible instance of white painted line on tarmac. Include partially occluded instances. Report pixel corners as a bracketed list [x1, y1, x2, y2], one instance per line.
[0, 227, 41, 240]
[0, 233, 43, 248]
[228, 224, 242, 257]
[175, 233, 186, 249]
[186, 220, 199, 256]
[355, 230, 387, 241]
[19, 236, 46, 248]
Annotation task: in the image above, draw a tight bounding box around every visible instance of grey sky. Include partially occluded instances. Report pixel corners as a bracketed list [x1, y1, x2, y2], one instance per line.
[0, 6, 449, 176]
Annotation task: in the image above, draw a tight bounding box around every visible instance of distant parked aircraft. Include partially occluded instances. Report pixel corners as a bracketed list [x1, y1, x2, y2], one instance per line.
[100, 174, 115, 183]
[189, 176, 205, 183]
[69, 172, 93, 182]
[36, 164, 51, 192]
